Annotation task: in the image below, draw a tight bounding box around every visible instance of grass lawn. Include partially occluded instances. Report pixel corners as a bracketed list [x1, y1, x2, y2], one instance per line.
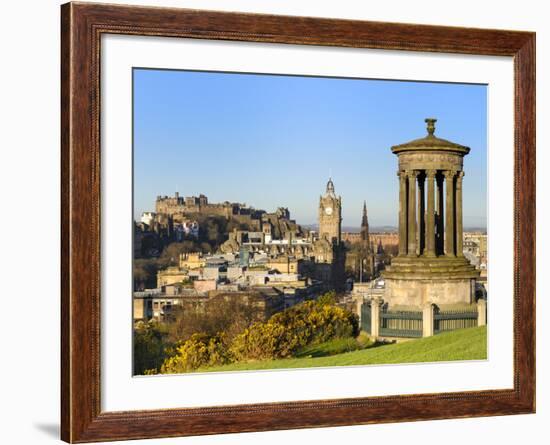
[198, 326, 487, 373]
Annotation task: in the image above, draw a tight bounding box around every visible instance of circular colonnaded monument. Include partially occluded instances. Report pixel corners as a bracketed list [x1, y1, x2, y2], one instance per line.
[382, 118, 480, 307]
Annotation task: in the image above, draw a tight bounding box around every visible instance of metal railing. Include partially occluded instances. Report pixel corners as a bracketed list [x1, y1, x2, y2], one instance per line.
[434, 307, 478, 334]
[361, 302, 482, 338]
[380, 307, 423, 338]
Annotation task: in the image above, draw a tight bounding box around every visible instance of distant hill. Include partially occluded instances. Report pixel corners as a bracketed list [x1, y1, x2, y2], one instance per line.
[464, 227, 487, 233]
[304, 224, 398, 233]
[304, 224, 486, 234]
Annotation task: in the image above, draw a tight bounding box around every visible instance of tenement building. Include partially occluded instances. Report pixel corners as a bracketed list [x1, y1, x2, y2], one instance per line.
[382, 118, 480, 306]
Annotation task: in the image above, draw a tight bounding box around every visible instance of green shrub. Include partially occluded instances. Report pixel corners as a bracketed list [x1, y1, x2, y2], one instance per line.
[160, 333, 231, 374]
[355, 330, 373, 348]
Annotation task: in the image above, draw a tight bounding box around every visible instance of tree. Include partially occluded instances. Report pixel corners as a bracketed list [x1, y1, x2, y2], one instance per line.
[167, 295, 259, 345]
[133, 258, 162, 290]
[160, 241, 198, 265]
[133, 322, 169, 374]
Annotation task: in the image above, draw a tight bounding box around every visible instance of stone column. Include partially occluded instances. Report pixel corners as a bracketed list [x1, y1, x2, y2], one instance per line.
[477, 298, 487, 327]
[356, 295, 364, 324]
[370, 298, 381, 339]
[422, 303, 435, 337]
[417, 172, 425, 255]
[444, 170, 456, 257]
[456, 171, 464, 257]
[436, 173, 445, 255]
[425, 170, 436, 257]
[407, 170, 418, 257]
[398, 171, 407, 256]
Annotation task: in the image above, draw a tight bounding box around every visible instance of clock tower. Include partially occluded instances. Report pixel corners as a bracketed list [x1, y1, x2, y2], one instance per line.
[319, 178, 342, 245]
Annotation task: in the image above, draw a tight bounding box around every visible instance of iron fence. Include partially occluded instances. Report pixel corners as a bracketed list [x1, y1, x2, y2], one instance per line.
[380, 306, 423, 338]
[434, 307, 478, 334]
[360, 302, 481, 338]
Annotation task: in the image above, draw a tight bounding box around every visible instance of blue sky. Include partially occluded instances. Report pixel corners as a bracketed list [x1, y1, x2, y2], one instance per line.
[133, 69, 487, 229]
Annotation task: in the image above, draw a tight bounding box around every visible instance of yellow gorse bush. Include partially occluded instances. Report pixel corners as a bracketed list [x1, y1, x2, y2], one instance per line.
[160, 294, 359, 372]
[230, 300, 359, 361]
[160, 332, 231, 374]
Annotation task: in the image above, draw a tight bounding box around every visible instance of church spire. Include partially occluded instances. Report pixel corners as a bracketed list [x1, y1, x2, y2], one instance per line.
[326, 177, 335, 195]
[361, 201, 368, 227]
[361, 201, 370, 251]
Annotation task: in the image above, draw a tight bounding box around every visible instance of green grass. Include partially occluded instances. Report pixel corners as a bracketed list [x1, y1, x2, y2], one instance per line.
[198, 326, 487, 373]
[294, 334, 372, 358]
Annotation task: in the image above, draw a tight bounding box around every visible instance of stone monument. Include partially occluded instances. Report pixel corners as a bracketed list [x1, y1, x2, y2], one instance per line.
[382, 118, 480, 306]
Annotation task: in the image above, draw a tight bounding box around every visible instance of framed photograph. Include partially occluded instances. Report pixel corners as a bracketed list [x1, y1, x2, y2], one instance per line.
[61, 2, 535, 442]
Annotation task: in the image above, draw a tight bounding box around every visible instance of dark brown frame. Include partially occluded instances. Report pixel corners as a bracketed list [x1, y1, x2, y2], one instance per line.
[61, 2, 536, 443]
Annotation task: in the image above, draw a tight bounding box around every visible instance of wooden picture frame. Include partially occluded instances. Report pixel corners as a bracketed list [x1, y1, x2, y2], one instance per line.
[61, 2, 535, 442]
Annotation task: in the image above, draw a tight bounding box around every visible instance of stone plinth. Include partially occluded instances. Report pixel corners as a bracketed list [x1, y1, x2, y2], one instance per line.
[383, 255, 479, 306]
[385, 276, 475, 306]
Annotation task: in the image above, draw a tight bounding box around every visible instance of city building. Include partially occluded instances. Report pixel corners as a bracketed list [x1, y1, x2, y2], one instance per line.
[174, 220, 199, 240]
[463, 231, 488, 271]
[143, 178, 350, 324]
[140, 211, 156, 226]
[133, 286, 286, 323]
[179, 252, 206, 270]
[156, 266, 190, 287]
[342, 231, 399, 255]
[217, 179, 347, 289]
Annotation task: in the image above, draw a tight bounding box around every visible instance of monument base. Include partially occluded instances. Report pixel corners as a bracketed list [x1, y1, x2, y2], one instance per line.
[382, 255, 480, 306]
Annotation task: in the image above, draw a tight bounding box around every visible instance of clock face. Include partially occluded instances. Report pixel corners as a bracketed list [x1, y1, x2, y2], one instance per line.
[325, 207, 333, 216]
